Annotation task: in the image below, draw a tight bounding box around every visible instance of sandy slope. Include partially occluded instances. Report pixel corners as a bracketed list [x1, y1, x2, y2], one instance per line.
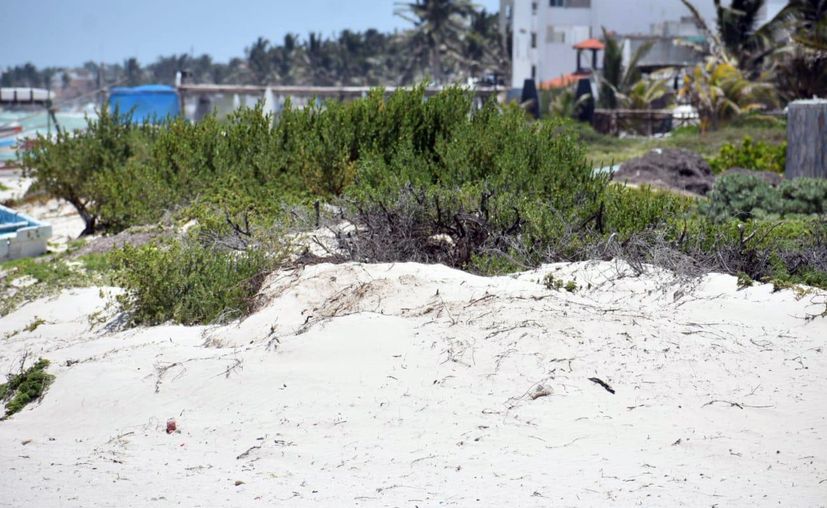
[0, 261, 825, 507]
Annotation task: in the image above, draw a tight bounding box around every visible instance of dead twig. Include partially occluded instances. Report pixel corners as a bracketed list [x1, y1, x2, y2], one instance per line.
[588, 377, 615, 394]
[702, 399, 774, 409]
[236, 444, 262, 460]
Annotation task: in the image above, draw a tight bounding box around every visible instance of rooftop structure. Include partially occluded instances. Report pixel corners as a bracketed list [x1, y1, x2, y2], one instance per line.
[499, 0, 784, 91]
[0, 88, 55, 105]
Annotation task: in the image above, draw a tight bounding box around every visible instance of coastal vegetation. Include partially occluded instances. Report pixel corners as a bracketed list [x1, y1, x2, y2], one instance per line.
[17, 85, 827, 325]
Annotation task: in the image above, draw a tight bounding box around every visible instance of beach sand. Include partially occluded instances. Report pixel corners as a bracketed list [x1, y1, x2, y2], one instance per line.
[1, 260, 825, 506]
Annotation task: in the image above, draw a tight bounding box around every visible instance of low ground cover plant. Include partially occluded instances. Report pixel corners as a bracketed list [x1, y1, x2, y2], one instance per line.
[0, 358, 54, 418]
[0, 254, 112, 316]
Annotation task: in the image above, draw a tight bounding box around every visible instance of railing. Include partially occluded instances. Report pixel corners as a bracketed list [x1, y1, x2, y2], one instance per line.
[592, 109, 674, 136]
[177, 84, 501, 100]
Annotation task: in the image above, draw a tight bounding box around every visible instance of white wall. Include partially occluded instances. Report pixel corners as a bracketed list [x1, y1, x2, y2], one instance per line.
[511, 0, 536, 87]
[512, 0, 719, 86]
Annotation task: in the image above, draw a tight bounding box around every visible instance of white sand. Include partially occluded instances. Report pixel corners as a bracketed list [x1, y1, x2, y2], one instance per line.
[0, 172, 32, 204]
[0, 261, 825, 507]
[13, 199, 85, 251]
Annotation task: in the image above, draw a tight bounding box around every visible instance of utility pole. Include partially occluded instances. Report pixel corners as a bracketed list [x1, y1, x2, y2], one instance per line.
[98, 61, 106, 110]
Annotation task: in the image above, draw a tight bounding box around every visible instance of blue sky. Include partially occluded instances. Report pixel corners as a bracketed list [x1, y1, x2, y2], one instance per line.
[1, 0, 501, 68]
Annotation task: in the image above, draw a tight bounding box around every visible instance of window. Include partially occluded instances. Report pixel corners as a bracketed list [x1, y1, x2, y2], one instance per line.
[549, 0, 591, 6]
[531, 65, 537, 79]
[531, 32, 537, 48]
[531, 1, 538, 13]
[546, 26, 566, 43]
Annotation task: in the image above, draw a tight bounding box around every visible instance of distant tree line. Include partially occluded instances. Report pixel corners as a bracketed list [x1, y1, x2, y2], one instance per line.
[1, 1, 507, 92]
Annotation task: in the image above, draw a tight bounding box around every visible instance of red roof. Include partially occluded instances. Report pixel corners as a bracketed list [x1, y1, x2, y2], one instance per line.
[573, 38, 605, 50]
[539, 72, 592, 90]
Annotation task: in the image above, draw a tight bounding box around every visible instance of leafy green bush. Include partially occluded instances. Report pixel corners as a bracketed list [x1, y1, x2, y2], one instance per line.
[703, 173, 827, 221]
[20, 108, 158, 234]
[778, 178, 827, 216]
[0, 358, 54, 418]
[707, 136, 786, 173]
[702, 173, 780, 220]
[111, 238, 273, 325]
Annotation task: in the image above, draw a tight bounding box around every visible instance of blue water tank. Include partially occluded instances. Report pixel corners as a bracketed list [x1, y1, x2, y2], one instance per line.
[108, 85, 180, 124]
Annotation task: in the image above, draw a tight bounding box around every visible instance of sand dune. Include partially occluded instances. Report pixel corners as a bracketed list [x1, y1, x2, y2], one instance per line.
[1, 261, 825, 506]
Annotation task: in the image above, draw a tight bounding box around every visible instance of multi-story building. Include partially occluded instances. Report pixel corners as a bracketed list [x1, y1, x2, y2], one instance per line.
[500, 0, 786, 90]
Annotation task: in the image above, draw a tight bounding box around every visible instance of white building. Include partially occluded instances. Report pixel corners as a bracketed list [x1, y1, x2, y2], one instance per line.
[500, 0, 786, 89]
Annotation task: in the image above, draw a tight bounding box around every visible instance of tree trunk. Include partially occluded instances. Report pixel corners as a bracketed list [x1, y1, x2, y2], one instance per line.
[431, 46, 443, 84]
[786, 99, 827, 179]
[70, 199, 96, 236]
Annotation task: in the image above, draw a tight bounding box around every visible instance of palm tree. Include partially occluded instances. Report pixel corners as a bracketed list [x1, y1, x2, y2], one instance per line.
[681, 0, 826, 103]
[680, 59, 775, 132]
[598, 28, 653, 109]
[394, 0, 476, 84]
[681, 0, 777, 75]
[772, 46, 827, 101]
[465, 9, 508, 81]
[618, 77, 674, 110]
[714, 0, 768, 59]
[769, 0, 827, 51]
[124, 58, 142, 87]
[246, 37, 273, 84]
[766, 0, 827, 101]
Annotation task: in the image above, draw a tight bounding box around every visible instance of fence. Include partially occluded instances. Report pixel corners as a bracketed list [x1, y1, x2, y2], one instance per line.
[592, 109, 674, 136]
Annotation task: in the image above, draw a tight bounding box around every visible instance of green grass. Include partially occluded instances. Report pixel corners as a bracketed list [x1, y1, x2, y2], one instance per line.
[0, 254, 113, 316]
[1, 257, 75, 285]
[0, 358, 54, 418]
[23, 317, 45, 332]
[579, 119, 787, 167]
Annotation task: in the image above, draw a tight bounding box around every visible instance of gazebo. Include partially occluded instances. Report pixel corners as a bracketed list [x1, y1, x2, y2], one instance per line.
[573, 38, 605, 74]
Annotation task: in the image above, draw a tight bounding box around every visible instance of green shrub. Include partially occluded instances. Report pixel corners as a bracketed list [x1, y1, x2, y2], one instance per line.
[0, 358, 54, 418]
[603, 185, 694, 238]
[112, 239, 273, 325]
[543, 273, 564, 291]
[707, 136, 786, 174]
[20, 108, 157, 234]
[736, 271, 754, 288]
[778, 178, 827, 216]
[702, 173, 780, 220]
[703, 174, 827, 221]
